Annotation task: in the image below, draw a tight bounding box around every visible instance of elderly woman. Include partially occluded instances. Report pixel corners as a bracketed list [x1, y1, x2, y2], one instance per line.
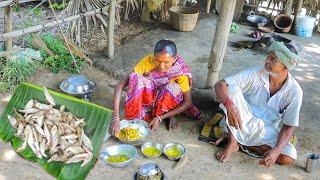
[214, 42, 303, 166]
[110, 40, 201, 136]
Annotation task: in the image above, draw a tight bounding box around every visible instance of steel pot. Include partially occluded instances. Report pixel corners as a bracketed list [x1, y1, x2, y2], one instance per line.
[60, 75, 95, 101]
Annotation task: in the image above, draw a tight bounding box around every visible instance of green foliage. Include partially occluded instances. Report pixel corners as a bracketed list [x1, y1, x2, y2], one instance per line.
[0, 58, 37, 92]
[13, 5, 21, 12]
[33, 7, 43, 17]
[52, 2, 65, 10]
[41, 34, 85, 74]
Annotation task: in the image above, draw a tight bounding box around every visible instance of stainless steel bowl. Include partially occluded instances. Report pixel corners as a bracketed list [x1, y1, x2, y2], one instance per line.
[100, 144, 138, 168]
[141, 142, 163, 159]
[138, 162, 161, 177]
[60, 75, 95, 100]
[163, 143, 185, 161]
[118, 119, 150, 145]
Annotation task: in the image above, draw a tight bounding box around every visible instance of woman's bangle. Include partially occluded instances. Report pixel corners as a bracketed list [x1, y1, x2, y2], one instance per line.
[112, 116, 120, 122]
[156, 115, 162, 122]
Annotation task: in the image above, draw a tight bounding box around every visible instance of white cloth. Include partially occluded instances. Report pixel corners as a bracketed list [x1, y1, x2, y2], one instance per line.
[220, 66, 303, 159]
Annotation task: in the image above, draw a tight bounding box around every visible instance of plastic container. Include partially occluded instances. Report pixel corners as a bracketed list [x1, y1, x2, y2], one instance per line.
[295, 16, 316, 38]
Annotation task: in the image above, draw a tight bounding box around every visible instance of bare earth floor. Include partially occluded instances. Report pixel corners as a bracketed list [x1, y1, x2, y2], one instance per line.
[1, 14, 320, 180]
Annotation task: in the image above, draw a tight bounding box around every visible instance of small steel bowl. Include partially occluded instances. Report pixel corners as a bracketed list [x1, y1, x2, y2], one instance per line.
[60, 75, 95, 100]
[141, 142, 163, 159]
[100, 144, 138, 168]
[163, 143, 185, 161]
[118, 119, 150, 145]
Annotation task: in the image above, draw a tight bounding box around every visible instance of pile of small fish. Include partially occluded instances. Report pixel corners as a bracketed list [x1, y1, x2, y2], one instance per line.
[7, 87, 93, 166]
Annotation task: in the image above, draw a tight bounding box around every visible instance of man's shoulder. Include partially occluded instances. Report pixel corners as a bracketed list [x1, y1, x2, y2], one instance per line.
[288, 74, 303, 96]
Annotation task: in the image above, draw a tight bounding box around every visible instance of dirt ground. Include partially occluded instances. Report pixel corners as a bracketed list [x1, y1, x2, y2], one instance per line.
[1, 8, 320, 180]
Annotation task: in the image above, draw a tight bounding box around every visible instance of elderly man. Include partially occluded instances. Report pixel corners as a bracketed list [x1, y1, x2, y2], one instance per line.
[214, 42, 303, 166]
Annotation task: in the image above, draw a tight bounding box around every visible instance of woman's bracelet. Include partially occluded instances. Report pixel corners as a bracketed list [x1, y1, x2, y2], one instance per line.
[112, 116, 120, 122]
[156, 115, 162, 122]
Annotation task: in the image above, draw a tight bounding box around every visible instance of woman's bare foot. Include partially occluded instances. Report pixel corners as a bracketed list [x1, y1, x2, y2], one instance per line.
[216, 141, 239, 163]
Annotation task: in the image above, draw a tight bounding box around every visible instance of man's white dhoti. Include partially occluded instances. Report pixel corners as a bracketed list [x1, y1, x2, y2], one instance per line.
[219, 66, 303, 159]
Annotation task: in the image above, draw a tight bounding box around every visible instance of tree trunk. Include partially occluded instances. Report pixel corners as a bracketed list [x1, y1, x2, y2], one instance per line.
[206, 0, 237, 90]
[108, 0, 116, 58]
[4, 6, 13, 51]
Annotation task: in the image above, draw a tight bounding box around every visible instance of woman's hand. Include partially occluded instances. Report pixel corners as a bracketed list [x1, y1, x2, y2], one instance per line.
[109, 117, 120, 136]
[149, 116, 161, 131]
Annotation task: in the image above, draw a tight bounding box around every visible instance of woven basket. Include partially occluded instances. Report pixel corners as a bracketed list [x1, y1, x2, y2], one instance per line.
[169, 6, 199, 32]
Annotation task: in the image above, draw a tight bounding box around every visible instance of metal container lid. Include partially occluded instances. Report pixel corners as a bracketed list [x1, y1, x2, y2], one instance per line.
[138, 162, 161, 177]
[60, 75, 95, 95]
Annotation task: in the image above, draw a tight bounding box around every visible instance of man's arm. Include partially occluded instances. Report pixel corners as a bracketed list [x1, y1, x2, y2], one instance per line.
[260, 125, 295, 166]
[214, 80, 242, 129]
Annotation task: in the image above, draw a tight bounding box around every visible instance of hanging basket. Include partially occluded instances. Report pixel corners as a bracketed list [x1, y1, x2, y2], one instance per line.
[169, 6, 199, 32]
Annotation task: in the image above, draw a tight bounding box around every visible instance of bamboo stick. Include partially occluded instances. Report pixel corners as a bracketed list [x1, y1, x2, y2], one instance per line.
[108, 0, 116, 58]
[4, 6, 13, 50]
[0, 0, 40, 8]
[1, 8, 105, 39]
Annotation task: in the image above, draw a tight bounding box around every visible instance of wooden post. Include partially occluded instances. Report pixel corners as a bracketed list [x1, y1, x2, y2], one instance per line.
[294, 0, 303, 23]
[206, 0, 212, 13]
[206, 0, 237, 89]
[4, 6, 13, 51]
[108, 0, 116, 58]
[285, 0, 293, 16]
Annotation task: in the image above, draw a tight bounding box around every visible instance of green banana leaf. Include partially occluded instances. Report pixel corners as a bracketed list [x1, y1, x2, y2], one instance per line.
[0, 83, 113, 179]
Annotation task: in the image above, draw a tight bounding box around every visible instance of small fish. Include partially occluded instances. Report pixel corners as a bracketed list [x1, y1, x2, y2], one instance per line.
[60, 105, 65, 113]
[35, 115, 44, 126]
[82, 132, 93, 151]
[24, 99, 35, 109]
[18, 108, 38, 114]
[65, 145, 85, 155]
[66, 153, 89, 164]
[7, 115, 17, 127]
[43, 123, 51, 144]
[17, 129, 29, 152]
[39, 138, 47, 157]
[81, 153, 93, 167]
[43, 86, 56, 106]
[61, 134, 78, 140]
[13, 109, 25, 120]
[34, 123, 45, 136]
[15, 122, 25, 137]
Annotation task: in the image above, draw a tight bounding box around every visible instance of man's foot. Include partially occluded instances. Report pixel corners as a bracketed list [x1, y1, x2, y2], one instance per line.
[167, 116, 178, 131]
[215, 140, 239, 163]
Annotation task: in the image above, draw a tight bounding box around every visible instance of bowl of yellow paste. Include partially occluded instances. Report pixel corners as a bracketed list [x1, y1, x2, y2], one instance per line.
[141, 142, 163, 159]
[163, 143, 185, 161]
[117, 119, 150, 145]
[100, 144, 138, 167]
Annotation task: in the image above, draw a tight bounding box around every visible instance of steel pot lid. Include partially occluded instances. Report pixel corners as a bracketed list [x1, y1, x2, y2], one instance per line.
[60, 75, 95, 95]
[138, 162, 161, 177]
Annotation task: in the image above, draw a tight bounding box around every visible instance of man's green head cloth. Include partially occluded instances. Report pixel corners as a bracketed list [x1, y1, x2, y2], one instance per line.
[269, 41, 301, 71]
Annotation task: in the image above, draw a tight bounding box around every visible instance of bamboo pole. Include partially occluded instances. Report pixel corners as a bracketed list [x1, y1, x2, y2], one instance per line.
[0, 0, 40, 8]
[206, 0, 212, 13]
[294, 0, 303, 23]
[285, 0, 293, 15]
[108, 0, 116, 58]
[4, 6, 13, 50]
[1, 8, 105, 39]
[206, 0, 237, 90]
